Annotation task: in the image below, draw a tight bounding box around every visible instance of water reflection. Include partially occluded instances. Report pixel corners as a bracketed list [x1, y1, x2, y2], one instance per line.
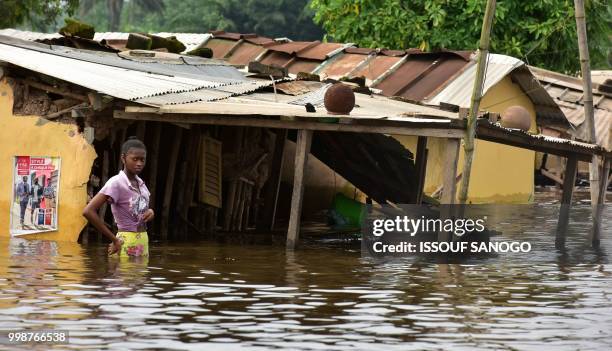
[0, 198, 610, 350]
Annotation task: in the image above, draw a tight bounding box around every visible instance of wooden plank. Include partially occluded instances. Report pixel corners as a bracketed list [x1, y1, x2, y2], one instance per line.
[114, 110, 465, 139]
[148, 122, 161, 209]
[439, 138, 460, 242]
[135, 121, 146, 141]
[259, 129, 287, 230]
[541, 168, 563, 186]
[440, 138, 460, 205]
[161, 127, 183, 240]
[591, 157, 610, 248]
[183, 127, 201, 212]
[556, 155, 577, 249]
[414, 136, 428, 204]
[286, 129, 313, 250]
[476, 123, 600, 161]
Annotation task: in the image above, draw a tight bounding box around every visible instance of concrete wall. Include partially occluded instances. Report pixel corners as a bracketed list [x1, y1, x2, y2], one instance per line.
[0, 79, 97, 242]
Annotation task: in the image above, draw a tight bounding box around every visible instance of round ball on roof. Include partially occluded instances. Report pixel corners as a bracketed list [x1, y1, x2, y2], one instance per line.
[501, 105, 531, 131]
[324, 83, 355, 115]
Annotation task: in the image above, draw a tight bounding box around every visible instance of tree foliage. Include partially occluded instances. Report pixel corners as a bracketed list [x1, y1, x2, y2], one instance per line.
[77, 0, 323, 41]
[1, 0, 79, 31]
[310, 0, 611, 73]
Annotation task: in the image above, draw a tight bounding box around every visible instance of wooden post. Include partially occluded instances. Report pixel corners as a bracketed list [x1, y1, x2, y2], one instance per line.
[414, 136, 428, 204]
[458, 0, 497, 204]
[439, 138, 460, 242]
[286, 129, 313, 250]
[574, 0, 601, 247]
[135, 121, 146, 141]
[441, 138, 461, 205]
[259, 129, 287, 230]
[148, 122, 161, 209]
[98, 149, 110, 242]
[183, 128, 201, 223]
[161, 127, 183, 240]
[591, 157, 610, 247]
[556, 155, 578, 249]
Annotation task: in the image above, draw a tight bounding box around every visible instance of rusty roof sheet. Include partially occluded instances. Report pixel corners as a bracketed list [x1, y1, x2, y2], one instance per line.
[206, 38, 240, 59]
[226, 41, 266, 65]
[266, 41, 318, 55]
[531, 66, 612, 150]
[294, 42, 346, 60]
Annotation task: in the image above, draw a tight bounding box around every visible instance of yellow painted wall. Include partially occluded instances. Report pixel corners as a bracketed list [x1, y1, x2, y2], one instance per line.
[0, 78, 97, 242]
[394, 76, 537, 203]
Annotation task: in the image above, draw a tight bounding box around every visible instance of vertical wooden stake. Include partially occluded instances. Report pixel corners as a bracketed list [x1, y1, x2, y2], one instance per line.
[135, 121, 146, 141]
[556, 155, 578, 249]
[286, 129, 313, 250]
[161, 127, 183, 240]
[591, 157, 610, 247]
[259, 129, 287, 230]
[414, 136, 428, 204]
[574, 0, 601, 246]
[148, 122, 162, 209]
[441, 138, 461, 205]
[439, 138, 460, 242]
[458, 0, 497, 204]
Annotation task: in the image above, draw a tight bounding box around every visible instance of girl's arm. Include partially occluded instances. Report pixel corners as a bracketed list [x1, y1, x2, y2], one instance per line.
[82, 192, 122, 254]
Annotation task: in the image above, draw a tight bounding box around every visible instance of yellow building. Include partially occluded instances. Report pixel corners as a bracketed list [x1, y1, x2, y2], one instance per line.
[0, 77, 97, 242]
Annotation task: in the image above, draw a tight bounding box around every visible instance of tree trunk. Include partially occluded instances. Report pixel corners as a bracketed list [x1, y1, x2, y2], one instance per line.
[107, 0, 124, 32]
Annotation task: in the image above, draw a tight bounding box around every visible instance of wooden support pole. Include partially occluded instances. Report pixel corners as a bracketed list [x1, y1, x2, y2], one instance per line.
[135, 121, 146, 141]
[439, 138, 461, 243]
[161, 127, 183, 240]
[458, 0, 496, 204]
[414, 136, 428, 204]
[286, 129, 313, 250]
[98, 149, 110, 242]
[183, 128, 201, 216]
[223, 180, 238, 231]
[148, 122, 162, 209]
[556, 155, 578, 249]
[591, 157, 610, 247]
[441, 138, 461, 205]
[574, 0, 601, 247]
[259, 129, 287, 230]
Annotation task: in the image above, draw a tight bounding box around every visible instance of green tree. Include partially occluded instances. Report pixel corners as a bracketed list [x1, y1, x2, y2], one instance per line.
[1, 0, 79, 31]
[311, 0, 611, 73]
[76, 0, 323, 41]
[78, 0, 164, 31]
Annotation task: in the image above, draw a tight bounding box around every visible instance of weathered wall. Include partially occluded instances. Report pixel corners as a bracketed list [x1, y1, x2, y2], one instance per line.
[0, 78, 97, 242]
[395, 76, 537, 203]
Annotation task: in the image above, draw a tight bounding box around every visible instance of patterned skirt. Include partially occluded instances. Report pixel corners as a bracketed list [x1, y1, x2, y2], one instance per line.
[115, 231, 149, 257]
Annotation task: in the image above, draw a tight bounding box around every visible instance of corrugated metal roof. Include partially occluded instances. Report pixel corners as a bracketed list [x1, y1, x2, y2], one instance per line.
[0, 28, 61, 41]
[427, 54, 523, 105]
[1, 29, 577, 144]
[93, 32, 211, 53]
[0, 37, 279, 107]
[531, 66, 612, 150]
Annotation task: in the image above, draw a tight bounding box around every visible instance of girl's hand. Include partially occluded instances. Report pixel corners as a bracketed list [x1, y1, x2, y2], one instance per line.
[108, 239, 122, 255]
[142, 209, 155, 222]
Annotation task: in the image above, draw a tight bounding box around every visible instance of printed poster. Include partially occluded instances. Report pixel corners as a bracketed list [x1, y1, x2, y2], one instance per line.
[10, 156, 61, 236]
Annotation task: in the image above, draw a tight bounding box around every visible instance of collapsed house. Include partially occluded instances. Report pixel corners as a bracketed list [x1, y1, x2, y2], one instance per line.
[530, 66, 611, 188]
[0, 30, 609, 247]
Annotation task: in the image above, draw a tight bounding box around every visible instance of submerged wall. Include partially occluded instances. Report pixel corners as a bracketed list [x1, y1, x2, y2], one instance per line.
[395, 76, 537, 203]
[0, 78, 97, 242]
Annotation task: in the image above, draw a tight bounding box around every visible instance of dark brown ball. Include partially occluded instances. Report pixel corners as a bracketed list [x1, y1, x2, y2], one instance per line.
[324, 83, 355, 115]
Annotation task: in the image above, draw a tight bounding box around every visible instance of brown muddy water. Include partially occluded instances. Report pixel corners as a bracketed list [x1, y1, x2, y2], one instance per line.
[0, 191, 611, 350]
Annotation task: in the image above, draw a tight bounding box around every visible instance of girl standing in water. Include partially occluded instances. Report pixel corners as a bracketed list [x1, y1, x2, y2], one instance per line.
[83, 137, 154, 256]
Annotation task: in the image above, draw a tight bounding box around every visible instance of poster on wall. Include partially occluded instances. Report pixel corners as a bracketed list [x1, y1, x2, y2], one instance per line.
[10, 156, 61, 236]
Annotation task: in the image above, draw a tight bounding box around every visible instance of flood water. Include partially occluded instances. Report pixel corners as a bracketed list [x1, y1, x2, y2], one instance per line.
[0, 191, 611, 350]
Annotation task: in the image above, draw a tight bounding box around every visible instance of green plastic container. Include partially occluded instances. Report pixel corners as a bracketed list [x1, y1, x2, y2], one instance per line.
[332, 193, 365, 227]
